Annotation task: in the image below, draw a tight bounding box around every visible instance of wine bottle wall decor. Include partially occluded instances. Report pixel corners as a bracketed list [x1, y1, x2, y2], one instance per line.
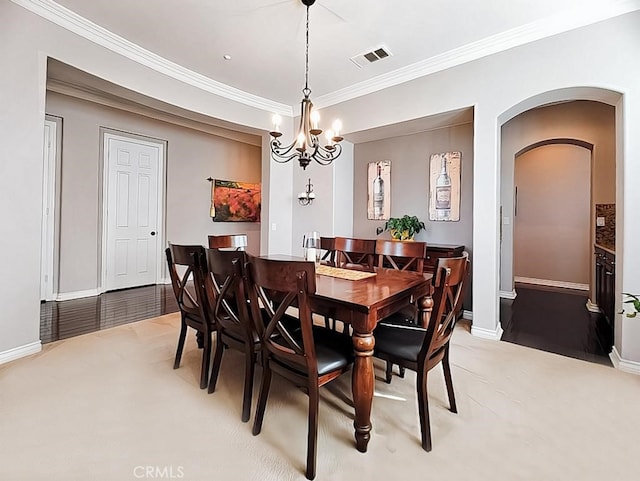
[429, 152, 461, 222]
[367, 160, 391, 220]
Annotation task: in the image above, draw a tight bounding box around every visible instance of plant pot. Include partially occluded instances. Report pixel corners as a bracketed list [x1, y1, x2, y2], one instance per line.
[390, 229, 414, 241]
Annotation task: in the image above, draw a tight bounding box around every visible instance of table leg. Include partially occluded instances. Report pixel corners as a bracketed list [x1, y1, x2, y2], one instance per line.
[352, 331, 375, 452]
[417, 293, 434, 328]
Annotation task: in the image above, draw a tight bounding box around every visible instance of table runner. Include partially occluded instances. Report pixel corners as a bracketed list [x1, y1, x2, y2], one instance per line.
[316, 265, 377, 280]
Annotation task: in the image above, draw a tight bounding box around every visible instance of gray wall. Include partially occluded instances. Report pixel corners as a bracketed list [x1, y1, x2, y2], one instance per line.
[46, 91, 262, 295]
[353, 123, 474, 309]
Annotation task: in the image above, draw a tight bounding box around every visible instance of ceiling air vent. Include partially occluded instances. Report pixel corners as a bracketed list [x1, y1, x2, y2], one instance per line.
[350, 46, 392, 68]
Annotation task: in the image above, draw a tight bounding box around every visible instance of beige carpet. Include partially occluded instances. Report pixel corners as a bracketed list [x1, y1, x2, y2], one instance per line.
[1, 313, 639, 481]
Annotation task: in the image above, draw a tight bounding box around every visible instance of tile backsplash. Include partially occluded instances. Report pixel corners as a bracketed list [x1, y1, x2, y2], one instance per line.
[595, 204, 615, 250]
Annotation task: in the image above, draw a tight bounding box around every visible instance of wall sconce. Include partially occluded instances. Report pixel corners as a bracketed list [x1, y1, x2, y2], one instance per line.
[298, 178, 316, 206]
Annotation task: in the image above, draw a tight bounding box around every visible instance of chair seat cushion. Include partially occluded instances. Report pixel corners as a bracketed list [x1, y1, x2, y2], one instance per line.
[311, 326, 354, 375]
[374, 323, 426, 363]
[272, 326, 353, 376]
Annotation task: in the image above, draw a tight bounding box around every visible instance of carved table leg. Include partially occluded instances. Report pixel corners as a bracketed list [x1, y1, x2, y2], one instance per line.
[417, 293, 434, 328]
[352, 331, 375, 452]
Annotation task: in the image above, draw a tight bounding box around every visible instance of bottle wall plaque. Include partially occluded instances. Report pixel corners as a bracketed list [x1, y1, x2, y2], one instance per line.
[367, 160, 391, 220]
[429, 152, 461, 222]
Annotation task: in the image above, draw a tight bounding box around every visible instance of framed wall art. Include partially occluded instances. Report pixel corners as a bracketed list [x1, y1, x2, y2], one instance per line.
[210, 179, 261, 222]
[367, 160, 391, 220]
[429, 151, 461, 222]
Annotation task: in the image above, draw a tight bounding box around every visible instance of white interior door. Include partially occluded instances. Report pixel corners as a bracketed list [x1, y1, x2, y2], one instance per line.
[41, 119, 57, 301]
[104, 133, 164, 291]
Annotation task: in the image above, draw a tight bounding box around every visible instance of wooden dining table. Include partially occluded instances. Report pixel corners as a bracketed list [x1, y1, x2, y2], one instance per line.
[309, 264, 433, 453]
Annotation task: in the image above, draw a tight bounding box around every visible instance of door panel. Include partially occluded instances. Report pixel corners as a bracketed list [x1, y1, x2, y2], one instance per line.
[105, 135, 162, 290]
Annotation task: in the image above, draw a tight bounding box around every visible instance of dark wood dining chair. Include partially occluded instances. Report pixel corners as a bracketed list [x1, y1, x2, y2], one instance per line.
[376, 239, 427, 272]
[165, 243, 214, 389]
[319, 236, 336, 266]
[246, 255, 353, 480]
[208, 234, 248, 251]
[334, 237, 376, 271]
[373, 253, 469, 451]
[195, 248, 257, 422]
[375, 239, 428, 378]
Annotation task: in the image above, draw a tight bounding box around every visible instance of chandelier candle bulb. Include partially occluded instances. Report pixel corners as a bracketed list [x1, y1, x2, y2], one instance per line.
[270, 114, 282, 137]
[332, 119, 343, 141]
[297, 132, 306, 151]
[311, 110, 320, 130]
[325, 130, 334, 148]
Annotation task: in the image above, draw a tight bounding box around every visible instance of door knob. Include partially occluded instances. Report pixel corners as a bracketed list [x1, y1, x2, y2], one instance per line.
[150, 231, 156, 236]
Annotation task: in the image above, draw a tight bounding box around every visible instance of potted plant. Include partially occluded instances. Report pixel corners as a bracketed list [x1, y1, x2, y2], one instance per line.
[623, 293, 640, 318]
[383, 215, 426, 241]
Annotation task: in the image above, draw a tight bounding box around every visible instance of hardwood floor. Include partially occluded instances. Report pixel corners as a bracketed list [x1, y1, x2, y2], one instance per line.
[500, 283, 613, 366]
[40, 284, 178, 344]
[41, 282, 613, 368]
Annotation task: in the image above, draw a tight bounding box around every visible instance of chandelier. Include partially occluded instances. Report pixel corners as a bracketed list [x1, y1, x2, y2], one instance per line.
[269, 0, 343, 170]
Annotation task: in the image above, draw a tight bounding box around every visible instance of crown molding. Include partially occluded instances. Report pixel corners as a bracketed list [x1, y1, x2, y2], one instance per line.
[11, 0, 292, 116]
[47, 79, 262, 146]
[314, 0, 640, 108]
[13, 0, 640, 113]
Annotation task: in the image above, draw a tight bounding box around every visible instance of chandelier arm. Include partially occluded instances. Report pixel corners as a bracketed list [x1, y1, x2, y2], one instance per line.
[312, 144, 342, 165]
[273, 152, 304, 164]
[270, 140, 300, 162]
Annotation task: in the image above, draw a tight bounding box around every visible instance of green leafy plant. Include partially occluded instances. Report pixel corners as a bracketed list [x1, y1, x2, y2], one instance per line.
[383, 215, 425, 241]
[623, 293, 640, 318]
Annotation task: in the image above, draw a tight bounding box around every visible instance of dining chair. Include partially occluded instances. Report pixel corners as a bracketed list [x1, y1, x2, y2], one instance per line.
[208, 234, 248, 251]
[319, 236, 336, 266]
[195, 248, 257, 422]
[334, 237, 376, 271]
[165, 243, 214, 389]
[376, 239, 427, 272]
[373, 253, 469, 451]
[246, 255, 354, 480]
[375, 239, 428, 379]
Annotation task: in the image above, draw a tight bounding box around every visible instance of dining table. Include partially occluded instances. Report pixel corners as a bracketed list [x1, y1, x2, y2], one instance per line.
[308, 263, 433, 453]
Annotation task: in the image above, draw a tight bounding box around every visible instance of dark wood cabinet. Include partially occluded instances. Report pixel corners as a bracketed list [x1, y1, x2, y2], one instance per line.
[594, 245, 615, 335]
[423, 244, 465, 273]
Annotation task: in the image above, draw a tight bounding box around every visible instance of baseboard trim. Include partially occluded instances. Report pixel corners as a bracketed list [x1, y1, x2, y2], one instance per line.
[462, 310, 473, 320]
[515, 276, 588, 291]
[610, 346, 640, 375]
[56, 289, 99, 301]
[500, 289, 517, 300]
[586, 299, 601, 313]
[471, 324, 503, 341]
[0, 341, 42, 365]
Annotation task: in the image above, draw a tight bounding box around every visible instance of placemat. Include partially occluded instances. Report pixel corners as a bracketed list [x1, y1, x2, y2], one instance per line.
[316, 265, 377, 280]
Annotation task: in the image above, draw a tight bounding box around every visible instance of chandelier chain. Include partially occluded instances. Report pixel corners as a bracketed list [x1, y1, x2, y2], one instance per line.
[304, 3, 310, 95]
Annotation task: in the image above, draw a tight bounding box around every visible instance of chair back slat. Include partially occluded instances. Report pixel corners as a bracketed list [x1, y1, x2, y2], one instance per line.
[334, 237, 376, 270]
[375, 239, 426, 272]
[246, 255, 317, 375]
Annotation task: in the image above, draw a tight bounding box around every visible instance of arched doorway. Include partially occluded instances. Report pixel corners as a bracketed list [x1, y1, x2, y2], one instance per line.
[498, 90, 621, 363]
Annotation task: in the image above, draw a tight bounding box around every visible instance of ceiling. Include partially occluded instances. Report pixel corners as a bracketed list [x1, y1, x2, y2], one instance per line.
[33, 0, 636, 142]
[44, 0, 634, 109]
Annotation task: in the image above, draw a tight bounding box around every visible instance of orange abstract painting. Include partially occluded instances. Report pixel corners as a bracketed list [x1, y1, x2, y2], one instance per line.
[211, 179, 261, 222]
